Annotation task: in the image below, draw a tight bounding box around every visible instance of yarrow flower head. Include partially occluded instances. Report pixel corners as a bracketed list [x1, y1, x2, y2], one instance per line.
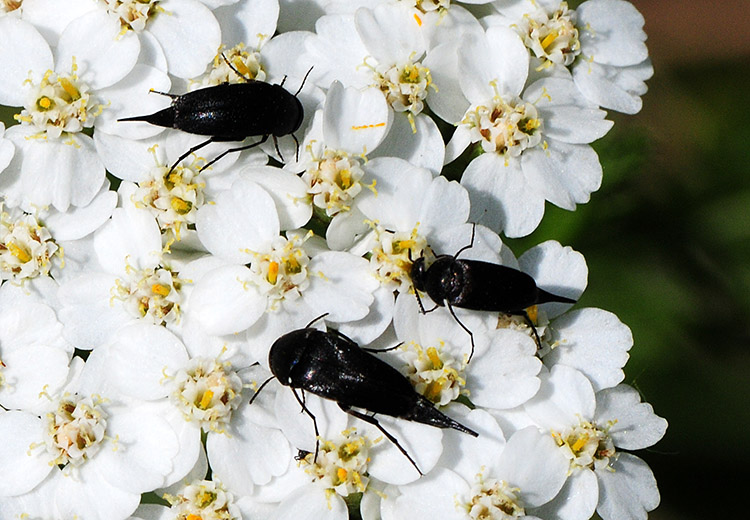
[168, 357, 244, 433]
[0, 206, 60, 281]
[300, 428, 372, 497]
[15, 59, 104, 140]
[42, 393, 108, 467]
[165, 479, 242, 520]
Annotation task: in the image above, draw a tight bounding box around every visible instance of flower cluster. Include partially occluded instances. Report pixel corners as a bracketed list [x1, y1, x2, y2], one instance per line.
[0, 1, 665, 520]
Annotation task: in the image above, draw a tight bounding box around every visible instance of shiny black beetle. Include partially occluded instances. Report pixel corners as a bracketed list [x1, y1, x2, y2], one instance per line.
[410, 224, 576, 361]
[255, 324, 478, 475]
[120, 57, 310, 171]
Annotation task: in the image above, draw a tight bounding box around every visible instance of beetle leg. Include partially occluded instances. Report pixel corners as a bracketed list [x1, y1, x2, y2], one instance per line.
[362, 341, 403, 353]
[170, 137, 216, 172]
[272, 135, 284, 163]
[414, 290, 439, 314]
[453, 222, 477, 260]
[291, 387, 321, 463]
[248, 375, 275, 405]
[339, 404, 423, 477]
[199, 135, 270, 172]
[518, 310, 542, 349]
[446, 301, 476, 363]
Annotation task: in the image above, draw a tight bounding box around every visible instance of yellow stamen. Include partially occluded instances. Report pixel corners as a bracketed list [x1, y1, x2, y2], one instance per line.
[285, 256, 301, 274]
[526, 304, 538, 324]
[336, 467, 348, 483]
[426, 347, 443, 370]
[338, 169, 352, 189]
[59, 77, 80, 100]
[198, 390, 214, 410]
[541, 30, 559, 52]
[187, 515, 202, 520]
[171, 196, 192, 215]
[424, 380, 444, 402]
[151, 283, 171, 297]
[267, 261, 279, 284]
[8, 243, 31, 263]
[413, 13, 422, 26]
[37, 96, 53, 110]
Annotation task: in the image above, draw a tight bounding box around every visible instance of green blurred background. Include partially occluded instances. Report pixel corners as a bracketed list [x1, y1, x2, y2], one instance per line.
[1, 1, 743, 518]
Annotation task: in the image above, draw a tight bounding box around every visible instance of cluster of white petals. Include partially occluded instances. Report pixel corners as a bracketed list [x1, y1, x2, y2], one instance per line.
[0, 1, 665, 519]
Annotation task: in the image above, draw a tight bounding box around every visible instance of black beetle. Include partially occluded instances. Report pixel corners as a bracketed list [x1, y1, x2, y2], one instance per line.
[254, 324, 478, 475]
[120, 58, 311, 171]
[410, 224, 576, 361]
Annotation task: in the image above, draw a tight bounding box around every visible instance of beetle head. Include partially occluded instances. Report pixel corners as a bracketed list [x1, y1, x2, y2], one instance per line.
[268, 329, 309, 385]
[410, 256, 428, 292]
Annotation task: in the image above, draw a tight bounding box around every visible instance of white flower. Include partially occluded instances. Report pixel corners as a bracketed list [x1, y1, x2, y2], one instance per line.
[439, 24, 612, 237]
[57, 196, 193, 349]
[0, 16, 169, 211]
[306, 4, 447, 173]
[523, 365, 667, 520]
[489, 0, 653, 114]
[22, 0, 221, 79]
[381, 410, 569, 520]
[0, 357, 182, 520]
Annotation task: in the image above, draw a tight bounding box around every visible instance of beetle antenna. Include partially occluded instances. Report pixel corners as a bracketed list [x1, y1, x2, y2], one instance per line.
[305, 313, 329, 329]
[295, 66, 314, 97]
[292, 387, 321, 463]
[148, 89, 179, 99]
[220, 52, 251, 82]
[454, 222, 477, 260]
[248, 376, 276, 405]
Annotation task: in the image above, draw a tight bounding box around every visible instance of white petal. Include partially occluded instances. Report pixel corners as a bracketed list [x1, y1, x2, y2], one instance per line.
[470, 329, 542, 409]
[423, 42, 470, 125]
[272, 484, 348, 520]
[104, 322, 189, 401]
[0, 411, 50, 496]
[596, 453, 660, 520]
[274, 390, 349, 453]
[525, 78, 613, 143]
[578, 0, 648, 67]
[304, 251, 377, 322]
[525, 365, 596, 431]
[96, 408, 180, 493]
[544, 308, 632, 391]
[572, 59, 651, 114]
[324, 82, 390, 154]
[185, 264, 266, 335]
[214, 0, 279, 50]
[58, 273, 135, 350]
[19, 134, 105, 211]
[337, 284, 395, 345]
[55, 9, 140, 89]
[238, 166, 312, 230]
[207, 407, 291, 490]
[147, 0, 221, 79]
[43, 187, 117, 241]
[195, 179, 280, 263]
[372, 113, 445, 176]
[363, 416, 442, 485]
[530, 468, 598, 520]
[494, 427, 569, 508]
[0, 346, 70, 412]
[519, 240, 587, 315]
[382, 468, 468, 520]
[462, 153, 545, 238]
[521, 142, 603, 210]
[55, 461, 140, 520]
[94, 206, 162, 273]
[306, 14, 370, 89]
[438, 407, 506, 483]
[96, 64, 172, 139]
[355, 3, 425, 64]
[595, 385, 668, 450]
[0, 18, 53, 106]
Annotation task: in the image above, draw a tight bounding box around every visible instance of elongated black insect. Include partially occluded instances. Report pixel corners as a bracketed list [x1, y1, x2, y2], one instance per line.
[120, 56, 311, 171]
[252, 324, 478, 475]
[410, 224, 576, 361]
